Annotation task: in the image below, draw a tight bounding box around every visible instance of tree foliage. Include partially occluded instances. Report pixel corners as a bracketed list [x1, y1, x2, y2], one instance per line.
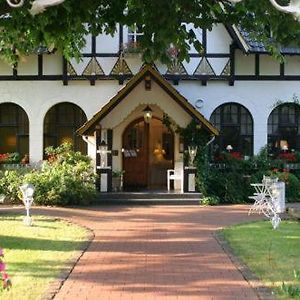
[0, 0, 300, 64]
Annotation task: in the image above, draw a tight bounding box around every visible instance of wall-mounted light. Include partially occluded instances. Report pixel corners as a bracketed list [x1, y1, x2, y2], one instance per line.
[99, 140, 108, 167]
[143, 105, 153, 123]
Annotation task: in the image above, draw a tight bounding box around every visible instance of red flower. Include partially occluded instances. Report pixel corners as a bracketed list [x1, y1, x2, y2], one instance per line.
[230, 152, 243, 160]
[278, 152, 296, 161]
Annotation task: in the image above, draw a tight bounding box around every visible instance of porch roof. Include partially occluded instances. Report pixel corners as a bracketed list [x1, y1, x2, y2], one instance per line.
[78, 64, 219, 136]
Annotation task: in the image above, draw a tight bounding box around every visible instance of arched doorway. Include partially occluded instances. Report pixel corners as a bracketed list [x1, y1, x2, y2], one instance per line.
[0, 103, 29, 157]
[44, 102, 87, 154]
[122, 117, 174, 190]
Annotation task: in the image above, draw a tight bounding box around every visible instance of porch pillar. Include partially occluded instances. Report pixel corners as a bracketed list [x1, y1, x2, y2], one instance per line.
[183, 141, 197, 193]
[95, 128, 113, 192]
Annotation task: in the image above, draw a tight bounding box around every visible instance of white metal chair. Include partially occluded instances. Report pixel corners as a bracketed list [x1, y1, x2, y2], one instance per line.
[167, 169, 184, 193]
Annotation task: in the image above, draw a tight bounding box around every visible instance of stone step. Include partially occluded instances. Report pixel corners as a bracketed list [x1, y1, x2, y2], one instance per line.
[94, 192, 202, 205]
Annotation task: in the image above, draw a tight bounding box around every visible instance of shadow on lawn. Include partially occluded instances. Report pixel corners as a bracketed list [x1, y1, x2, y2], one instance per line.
[1, 235, 86, 252]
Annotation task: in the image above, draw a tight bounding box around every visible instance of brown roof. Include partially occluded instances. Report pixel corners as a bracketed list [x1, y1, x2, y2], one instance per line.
[77, 64, 219, 136]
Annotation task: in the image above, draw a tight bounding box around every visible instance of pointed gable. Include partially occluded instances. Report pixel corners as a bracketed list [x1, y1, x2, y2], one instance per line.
[78, 65, 218, 136]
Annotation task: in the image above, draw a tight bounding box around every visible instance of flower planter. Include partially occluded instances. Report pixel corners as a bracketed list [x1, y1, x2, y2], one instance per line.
[112, 176, 122, 192]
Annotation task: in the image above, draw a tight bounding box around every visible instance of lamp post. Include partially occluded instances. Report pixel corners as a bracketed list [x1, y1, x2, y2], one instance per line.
[143, 105, 153, 123]
[99, 140, 108, 168]
[19, 183, 35, 226]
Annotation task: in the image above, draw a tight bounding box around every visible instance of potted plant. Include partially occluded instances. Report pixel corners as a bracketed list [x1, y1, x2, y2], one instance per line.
[112, 170, 124, 192]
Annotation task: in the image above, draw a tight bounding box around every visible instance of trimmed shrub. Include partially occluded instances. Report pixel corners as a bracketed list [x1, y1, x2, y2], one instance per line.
[0, 143, 96, 206]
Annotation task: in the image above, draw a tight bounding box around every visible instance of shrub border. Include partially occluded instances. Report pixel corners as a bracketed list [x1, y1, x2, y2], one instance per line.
[214, 231, 276, 300]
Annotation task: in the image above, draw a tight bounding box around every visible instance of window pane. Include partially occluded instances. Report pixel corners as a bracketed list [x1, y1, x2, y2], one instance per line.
[210, 103, 253, 156]
[18, 136, 29, 157]
[268, 104, 300, 152]
[0, 127, 17, 153]
[0, 103, 29, 155]
[44, 103, 87, 154]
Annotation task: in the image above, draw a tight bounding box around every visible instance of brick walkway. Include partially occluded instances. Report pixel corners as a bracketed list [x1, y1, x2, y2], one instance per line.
[1, 205, 263, 300]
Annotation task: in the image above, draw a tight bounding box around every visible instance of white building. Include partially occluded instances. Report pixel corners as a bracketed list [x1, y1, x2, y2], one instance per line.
[1, 24, 300, 191]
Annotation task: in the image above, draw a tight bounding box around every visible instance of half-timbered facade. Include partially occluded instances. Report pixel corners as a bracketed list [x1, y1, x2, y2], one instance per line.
[1, 23, 300, 191]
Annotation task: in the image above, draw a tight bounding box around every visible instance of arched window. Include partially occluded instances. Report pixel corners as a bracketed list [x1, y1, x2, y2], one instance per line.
[0, 103, 29, 157]
[268, 103, 300, 153]
[44, 103, 87, 154]
[210, 103, 253, 157]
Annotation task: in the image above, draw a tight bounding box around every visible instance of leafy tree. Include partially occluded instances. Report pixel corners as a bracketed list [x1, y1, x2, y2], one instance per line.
[0, 0, 299, 64]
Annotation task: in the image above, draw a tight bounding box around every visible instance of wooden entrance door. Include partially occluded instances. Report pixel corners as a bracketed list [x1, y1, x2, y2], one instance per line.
[123, 118, 174, 190]
[123, 119, 148, 189]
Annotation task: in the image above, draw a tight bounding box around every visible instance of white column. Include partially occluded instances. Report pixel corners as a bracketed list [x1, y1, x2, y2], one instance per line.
[29, 119, 44, 163]
[253, 119, 268, 155]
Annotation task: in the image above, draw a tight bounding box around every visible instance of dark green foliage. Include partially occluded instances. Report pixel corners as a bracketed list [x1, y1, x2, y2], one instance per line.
[276, 172, 300, 202]
[196, 146, 300, 204]
[1, 0, 300, 64]
[201, 195, 220, 206]
[0, 143, 96, 206]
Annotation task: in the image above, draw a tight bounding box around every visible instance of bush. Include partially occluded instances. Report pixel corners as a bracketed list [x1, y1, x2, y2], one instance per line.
[0, 169, 27, 203]
[0, 143, 96, 206]
[201, 195, 220, 206]
[275, 172, 300, 202]
[197, 146, 300, 204]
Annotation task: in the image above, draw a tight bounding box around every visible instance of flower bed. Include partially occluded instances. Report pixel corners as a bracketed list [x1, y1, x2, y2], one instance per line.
[0, 153, 21, 165]
[0, 248, 12, 291]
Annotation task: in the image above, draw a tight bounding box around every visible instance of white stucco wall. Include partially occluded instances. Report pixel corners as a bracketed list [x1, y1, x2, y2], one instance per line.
[100, 80, 192, 171]
[1, 24, 300, 165]
[176, 80, 300, 154]
[0, 80, 121, 162]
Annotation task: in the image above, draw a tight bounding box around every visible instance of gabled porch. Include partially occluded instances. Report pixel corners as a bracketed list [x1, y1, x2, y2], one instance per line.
[78, 65, 218, 193]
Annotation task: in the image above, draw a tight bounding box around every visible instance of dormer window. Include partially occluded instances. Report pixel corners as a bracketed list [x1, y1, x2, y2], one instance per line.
[128, 25, 143, 44]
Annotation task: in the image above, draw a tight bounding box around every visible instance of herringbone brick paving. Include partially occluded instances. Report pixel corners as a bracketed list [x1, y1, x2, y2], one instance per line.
[1, 205, 263, 299]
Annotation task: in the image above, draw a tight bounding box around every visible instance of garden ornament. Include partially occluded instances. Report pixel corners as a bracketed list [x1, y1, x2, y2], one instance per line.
[20, 183, 35, 226]
[228, 0, 300, 22]
[30, 0, 65, 15]
[5, 0, 65, 15]
[248, 176, 282, 229]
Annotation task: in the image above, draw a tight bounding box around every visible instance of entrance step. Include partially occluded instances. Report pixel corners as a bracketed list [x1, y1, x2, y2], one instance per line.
[94, 192, 202, 205]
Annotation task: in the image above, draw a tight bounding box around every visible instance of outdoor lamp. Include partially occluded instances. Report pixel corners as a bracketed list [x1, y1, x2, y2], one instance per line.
[188, 145, 198, 167]
[143, 105, 153, 123]
[226, 145, 233, 152]
[20, 183, 35, 226]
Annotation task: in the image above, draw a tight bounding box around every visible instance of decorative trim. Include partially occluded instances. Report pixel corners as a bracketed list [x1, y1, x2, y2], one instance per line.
[166, 61, 188, 76]
[194, 57, 216, 76]
[67, 61, 77, 76]
[82, 57, 105, 76]
[221, 60, 230, 76]
[110, 56, 132, 76]
[77, 65, 219, 136]
[255, 54, 260, 78]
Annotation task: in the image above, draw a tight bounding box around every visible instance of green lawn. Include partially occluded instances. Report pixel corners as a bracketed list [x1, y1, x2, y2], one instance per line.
[0, 214, 90, 300]
[222, 220, 300, 299]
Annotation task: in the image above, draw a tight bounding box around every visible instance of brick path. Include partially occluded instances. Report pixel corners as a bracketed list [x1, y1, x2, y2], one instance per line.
[1, 205, 263, 299]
